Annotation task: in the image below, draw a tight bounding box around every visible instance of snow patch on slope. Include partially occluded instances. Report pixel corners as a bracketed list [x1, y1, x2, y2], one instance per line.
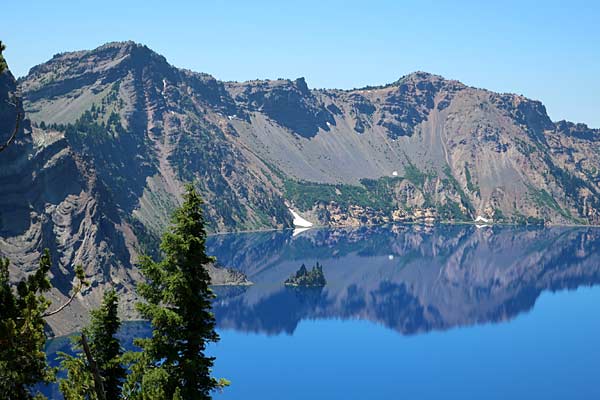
[289, 208, 314, 228]
[474, 215, 492, 223]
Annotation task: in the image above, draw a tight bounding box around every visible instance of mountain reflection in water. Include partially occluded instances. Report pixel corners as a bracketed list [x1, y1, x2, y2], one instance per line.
[207, 225, 600, 335]
[42, 225, 600, 399]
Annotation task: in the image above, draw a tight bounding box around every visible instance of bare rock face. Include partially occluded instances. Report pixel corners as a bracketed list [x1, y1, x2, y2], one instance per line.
[3, 41, 600, 331]
[207, 263, 252, 286]
[0, 69, 142, 335]
[18, 42, 600, 232]
[226, 77, 335, 138]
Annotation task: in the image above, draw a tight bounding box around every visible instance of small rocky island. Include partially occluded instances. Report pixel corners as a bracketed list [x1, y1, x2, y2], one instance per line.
[285, 262, 327, 287]
[207, 263, 253, 286]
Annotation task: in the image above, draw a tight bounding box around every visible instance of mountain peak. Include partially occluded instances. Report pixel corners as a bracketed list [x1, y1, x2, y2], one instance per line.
[21, 40, 176, 103]
[93, 40, 165, 61]
[394, 71, 464, 89]
[401, 71, 442, 81]
[96, 40, 142, 50]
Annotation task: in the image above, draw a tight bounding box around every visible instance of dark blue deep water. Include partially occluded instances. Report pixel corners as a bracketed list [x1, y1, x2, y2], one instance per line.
[46, 225, 600, 399]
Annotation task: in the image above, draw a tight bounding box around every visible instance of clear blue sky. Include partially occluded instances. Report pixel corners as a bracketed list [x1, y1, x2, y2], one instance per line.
[3, 0, 599, 127]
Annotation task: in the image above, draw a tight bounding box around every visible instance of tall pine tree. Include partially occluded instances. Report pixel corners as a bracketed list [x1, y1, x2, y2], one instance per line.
[59, 289, 125, 400]
[0, 249, 87, 399]
[87, 289, 125, 399]
[0, 251, 53, 399]
[125, 184, 227, 400]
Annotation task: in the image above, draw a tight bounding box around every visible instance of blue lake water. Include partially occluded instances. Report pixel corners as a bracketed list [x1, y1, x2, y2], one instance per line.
[45, 225, 600, 399]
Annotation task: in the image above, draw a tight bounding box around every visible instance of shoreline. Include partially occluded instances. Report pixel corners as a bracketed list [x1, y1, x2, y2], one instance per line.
[207, 219, 600, 237]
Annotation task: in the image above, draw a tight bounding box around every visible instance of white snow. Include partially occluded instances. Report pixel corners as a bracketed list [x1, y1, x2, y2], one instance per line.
[292, 227, 311, 237]
[289, 208, 314, 228]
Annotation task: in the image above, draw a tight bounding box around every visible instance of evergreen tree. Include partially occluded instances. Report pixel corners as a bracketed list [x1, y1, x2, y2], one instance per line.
[87, 289, 124, 398]
[58, 355, 96, 400]
[0, 41, 7, 74]
[59, 289, 125, 400]
[0, 250, 55, 399]
[0, 40, 23, 154]
[125, 184, 228, 400]
[0, 249, 87, 399]
[285, 262, 326, 287]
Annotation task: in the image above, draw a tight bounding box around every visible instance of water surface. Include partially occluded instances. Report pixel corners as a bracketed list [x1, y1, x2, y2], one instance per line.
[48, 225, 600, 399]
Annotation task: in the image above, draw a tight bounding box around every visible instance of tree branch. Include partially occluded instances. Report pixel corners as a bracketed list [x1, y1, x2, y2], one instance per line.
[0, 111, 22, 153]
[81, 333, 107, 400]
[42, 264, 87, 318]
[41, 281, 82, 318]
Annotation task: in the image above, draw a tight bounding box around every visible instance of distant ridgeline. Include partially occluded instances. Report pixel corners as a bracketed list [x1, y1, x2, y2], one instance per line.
[16, 41, 600, 236]
[285, 263, 327, 287]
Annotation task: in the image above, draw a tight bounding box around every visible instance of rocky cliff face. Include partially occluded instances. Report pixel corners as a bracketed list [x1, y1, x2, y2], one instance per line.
[18, 41, 600, 233]
[3, 41, 600, 331]
[0, 69, 142, 335]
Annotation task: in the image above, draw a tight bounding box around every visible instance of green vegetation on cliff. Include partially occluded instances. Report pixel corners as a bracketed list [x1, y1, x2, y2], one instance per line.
[284, 177, 400, 212]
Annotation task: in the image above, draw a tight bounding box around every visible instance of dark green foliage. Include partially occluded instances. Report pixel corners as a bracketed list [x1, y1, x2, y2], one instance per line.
[525, 216, 545, 225]
[58, 354, 96, 400]
[359, 176, 401, 208]
[542, 154, 600, 217]
[64, 110, 125, 141]
[403, 161, 427, 187]
[58, 107, 156, 213]
[171, 122, 291, 231]
[103, 83, 122, 107]
[88, 289, 124, 399]
[530, 188, 562, 212]
[513, 138, 537, 156]
[493, 208, 505, 222]
[437, 199, 466, 221]
[285, 262, 327, 287]
[284, 177, 400, 212]
[0, 249, 87, 399]
[511, 212, 545, 225]
[0, 250, 55, 399]
[59, 290, 125, 400]
[284, 180, 345, 211]
[125, 184, 228, 399]
[464, 164, 479, 194]
[0, 41, 7, 74]
[441, 166, 474, 219]
[127, 217, 162, 260]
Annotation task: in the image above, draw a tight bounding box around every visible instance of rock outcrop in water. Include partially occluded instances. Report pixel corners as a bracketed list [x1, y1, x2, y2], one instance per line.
[207, 263, 252, 286]
[284, 263, 326, 287]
